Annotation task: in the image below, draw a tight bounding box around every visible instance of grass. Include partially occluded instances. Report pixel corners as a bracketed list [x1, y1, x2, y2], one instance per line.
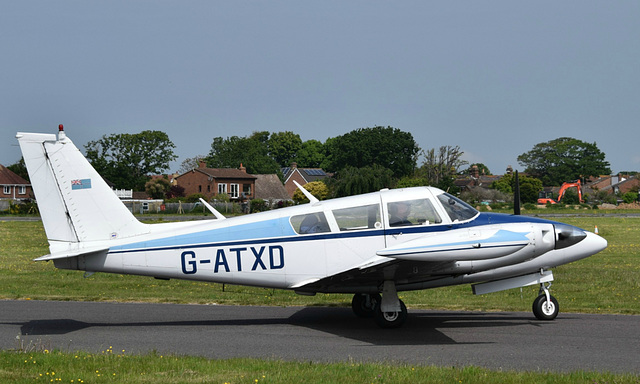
[1, 217, 638, 314]
[1, 350, 637, 384]
[1, 216, 639, 382]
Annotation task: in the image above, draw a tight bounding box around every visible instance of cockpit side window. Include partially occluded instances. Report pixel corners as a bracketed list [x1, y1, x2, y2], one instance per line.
[388, 199, 442, 227]
[437, 193, 478, 222]
[333, 204, 381, 231]
[290, 212, 331, 234]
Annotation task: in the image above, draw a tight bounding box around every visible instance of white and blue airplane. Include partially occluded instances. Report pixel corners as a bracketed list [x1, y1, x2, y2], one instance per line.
[17, 127, 607, 328]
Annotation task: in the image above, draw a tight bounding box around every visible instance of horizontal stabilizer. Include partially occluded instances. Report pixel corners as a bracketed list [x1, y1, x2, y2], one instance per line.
[34, 244, 110, 261]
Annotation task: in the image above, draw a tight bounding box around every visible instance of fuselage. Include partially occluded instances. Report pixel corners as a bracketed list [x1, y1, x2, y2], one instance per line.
[52, 187, 606, 293]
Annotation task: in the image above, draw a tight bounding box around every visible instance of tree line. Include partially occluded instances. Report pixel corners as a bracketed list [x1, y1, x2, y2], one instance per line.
[5, 128, 615, 204]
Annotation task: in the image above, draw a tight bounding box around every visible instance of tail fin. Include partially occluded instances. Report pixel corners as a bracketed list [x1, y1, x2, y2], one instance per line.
[16, 128, 148, 248]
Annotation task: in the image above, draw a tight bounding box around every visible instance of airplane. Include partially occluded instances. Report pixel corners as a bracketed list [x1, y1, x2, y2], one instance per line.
[16, 126, 607, 328]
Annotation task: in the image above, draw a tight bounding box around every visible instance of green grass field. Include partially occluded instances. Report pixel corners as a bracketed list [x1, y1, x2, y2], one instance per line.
[1, 216, 639, 382]
[1, 217, 638, 314]
[2, 351, 637, 384]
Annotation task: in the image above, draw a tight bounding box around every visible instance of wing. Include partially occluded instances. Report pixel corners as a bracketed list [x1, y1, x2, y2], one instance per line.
[291, 227, 534, 294]
[291, 256, 454, 294]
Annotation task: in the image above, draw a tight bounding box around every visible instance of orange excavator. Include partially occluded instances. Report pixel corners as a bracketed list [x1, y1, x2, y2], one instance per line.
[537, 179, 584, 204]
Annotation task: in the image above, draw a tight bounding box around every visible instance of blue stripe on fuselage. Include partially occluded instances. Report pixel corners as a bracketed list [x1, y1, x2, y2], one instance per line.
[110, 217, 297, 252]
[108, 212, 560, 255]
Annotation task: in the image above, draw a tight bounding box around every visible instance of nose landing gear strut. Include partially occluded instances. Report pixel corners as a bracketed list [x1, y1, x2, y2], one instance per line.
[533, 281, 559, 320]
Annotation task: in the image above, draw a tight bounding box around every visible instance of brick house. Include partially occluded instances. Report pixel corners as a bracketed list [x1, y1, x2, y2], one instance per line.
[0, 164, 32, 201]
[281, 162, 329, 198]
[175, 162, 256, 200]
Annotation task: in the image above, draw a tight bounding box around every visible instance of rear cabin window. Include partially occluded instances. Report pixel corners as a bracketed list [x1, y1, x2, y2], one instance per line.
[332, 204, 381, 231]
[388, 199, 442, 227]
[290, 212, 331, 234]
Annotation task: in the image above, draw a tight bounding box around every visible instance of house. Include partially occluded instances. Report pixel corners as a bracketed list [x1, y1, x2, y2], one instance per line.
[0, 164, 32, 202]
[586, 174, 638, 195]
[175, 161, 257, 200]
[254, 174, 291, 203]
[281, 162, 330, 198]
[454, 165, 506, 192]
[590, 175, 639, 196]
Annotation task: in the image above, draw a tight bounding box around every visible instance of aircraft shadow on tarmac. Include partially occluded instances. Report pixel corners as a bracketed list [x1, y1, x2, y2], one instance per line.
[12, 307, 547, 346]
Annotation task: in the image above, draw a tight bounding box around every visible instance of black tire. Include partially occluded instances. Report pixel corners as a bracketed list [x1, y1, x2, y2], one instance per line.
[373, 299, 407, 328]
[532, 294, 559, 320]
[351, 293, 380, 318]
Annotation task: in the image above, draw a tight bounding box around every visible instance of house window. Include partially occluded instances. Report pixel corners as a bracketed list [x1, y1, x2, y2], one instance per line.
[18, 186, 26, 195]
[3, 186, 10, 195]
[229, 183, 239, 199]
[207, 185, 211, 192]
[218, 183, 227, 195]
[198, 185, 202, 193]
[243, 184, 251, 197]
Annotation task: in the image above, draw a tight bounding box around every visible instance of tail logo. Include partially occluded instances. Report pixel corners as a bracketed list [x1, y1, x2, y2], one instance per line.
[71, 179, 92, 190]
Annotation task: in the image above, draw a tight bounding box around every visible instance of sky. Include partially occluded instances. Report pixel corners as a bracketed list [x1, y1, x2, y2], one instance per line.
[2, 1, 639, 175]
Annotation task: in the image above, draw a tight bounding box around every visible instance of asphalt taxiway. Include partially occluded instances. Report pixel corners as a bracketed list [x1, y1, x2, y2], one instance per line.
[1, 300, 637, 373]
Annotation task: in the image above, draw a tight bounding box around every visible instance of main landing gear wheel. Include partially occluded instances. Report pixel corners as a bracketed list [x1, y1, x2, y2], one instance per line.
[373, 299, 407, 329]
[532, 294, 559, 320]
[351, 293, 380, 318]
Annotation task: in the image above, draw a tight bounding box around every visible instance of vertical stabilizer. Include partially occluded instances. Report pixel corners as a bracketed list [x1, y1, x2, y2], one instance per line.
[16, 129, 148, 244]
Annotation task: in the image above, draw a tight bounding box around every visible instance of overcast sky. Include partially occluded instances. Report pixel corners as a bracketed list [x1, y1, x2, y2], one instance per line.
[2, 1, 639, 175]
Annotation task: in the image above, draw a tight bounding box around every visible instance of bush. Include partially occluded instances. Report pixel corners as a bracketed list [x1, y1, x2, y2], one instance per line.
[250, 199, 267, 213]
[185, 193, 207, 203]
[9, 201, 38, 215]
[523, 203, 537, 210]
[622, 192, 638, 204]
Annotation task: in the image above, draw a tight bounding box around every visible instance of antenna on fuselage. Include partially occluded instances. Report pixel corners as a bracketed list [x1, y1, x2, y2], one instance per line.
[293, 180, 319, 204]
[199, 198, 226, 220]
[514, 170, 521, 215]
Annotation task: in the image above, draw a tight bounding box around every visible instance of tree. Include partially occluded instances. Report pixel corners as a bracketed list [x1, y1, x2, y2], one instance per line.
[296, 139, 326, 168]
[325, 126, 419, 178]
[331, 165, 394, 197]
[207, 132, 280, 174]
[417, 145, 468, 190]
[84, 131, 177, 190]
[292, 181, 330, 203]
[7, 157, 29, 182]
[177, 155, 205, 174]
[145, 177, 171, 199]
[166, 184, 185, 199]
[491, 173, 543, 204]
[268, 131, 302, 167]
[517, 137, 611, 186]
[396, 176, 430, 188]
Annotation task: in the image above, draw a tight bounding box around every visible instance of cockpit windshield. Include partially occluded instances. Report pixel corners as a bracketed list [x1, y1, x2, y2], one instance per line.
[437, 193, 478, 222]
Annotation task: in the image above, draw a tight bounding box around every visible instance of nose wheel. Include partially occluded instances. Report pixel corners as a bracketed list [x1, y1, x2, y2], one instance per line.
[532, 282, 559, 320]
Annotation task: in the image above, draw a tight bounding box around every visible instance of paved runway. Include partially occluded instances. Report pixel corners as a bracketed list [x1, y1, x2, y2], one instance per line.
[1, 300, 638, 373]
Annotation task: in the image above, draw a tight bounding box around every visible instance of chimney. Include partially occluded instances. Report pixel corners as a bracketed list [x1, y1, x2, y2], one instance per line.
[506, 165, 513, 175]
[290, 162, 297, 169]
[239, 163, 246, 173]
[199, 160, 206, 168]
[471, 165, 479, 179]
